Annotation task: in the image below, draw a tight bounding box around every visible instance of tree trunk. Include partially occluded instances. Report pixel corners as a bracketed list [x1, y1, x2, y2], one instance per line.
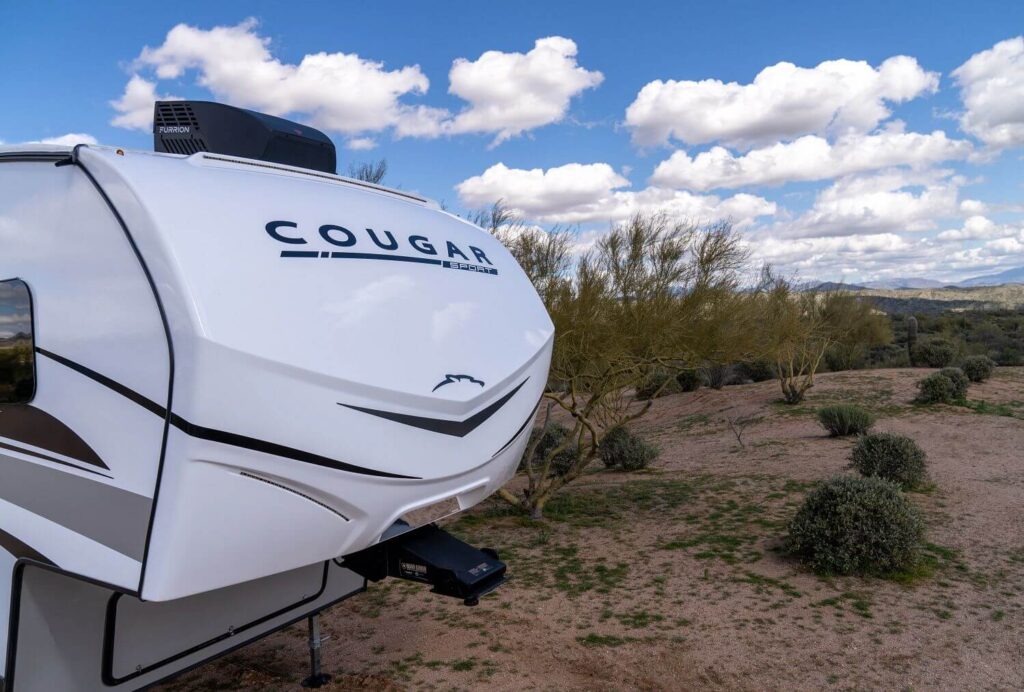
[780, 377, 805, 404]
[528, 491, 549, 520]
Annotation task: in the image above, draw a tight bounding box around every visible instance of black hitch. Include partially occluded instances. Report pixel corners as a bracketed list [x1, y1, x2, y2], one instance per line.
[343, 524, 507, 606]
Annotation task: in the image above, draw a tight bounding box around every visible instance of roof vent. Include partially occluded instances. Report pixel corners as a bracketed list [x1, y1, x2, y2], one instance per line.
[153, 101, 337, 174]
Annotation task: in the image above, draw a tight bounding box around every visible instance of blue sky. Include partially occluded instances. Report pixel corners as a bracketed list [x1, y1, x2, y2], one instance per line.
[2, 1, 1022, 283]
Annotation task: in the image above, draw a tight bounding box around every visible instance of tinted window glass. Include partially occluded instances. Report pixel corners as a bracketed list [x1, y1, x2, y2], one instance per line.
[0, 279, 35, 403]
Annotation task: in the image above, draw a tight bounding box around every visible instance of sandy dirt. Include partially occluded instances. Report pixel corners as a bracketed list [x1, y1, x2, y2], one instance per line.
[158, 367, 1024, 691]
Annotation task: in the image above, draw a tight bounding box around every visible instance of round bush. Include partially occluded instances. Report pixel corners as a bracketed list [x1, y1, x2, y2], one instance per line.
[938, 367, 969, 400]
[675, 369, 702, 392]
[851, 432, 927, 490]
[701, 363, 731, 390]
[635, 371, 680, 400]
[915, 372, 955, 404]
[911, 339, 957, 368]
[737, 360, 775, 383]
[599, 426, 659, 471]
[599, 426, 627, 468]
[824, 344, 868, 372]
[960, 355, 995, 383]
[524, 424, 580, 476]
[817, 404, 875, 437]
[786, 476, 924, 575]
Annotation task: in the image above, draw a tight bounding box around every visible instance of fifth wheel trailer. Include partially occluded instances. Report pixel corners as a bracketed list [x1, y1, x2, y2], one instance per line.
[0, 101, 553, 690]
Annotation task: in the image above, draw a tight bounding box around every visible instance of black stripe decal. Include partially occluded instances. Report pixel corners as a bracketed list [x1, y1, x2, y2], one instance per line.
[37, 348, 415, 480]
[168, 413, 414, 479]
[36, 347, 165, 417]
[491, 397, 542, 458]
[0, 439, 112, 478]
[284, 250, 440, 265]
[0, 528, 55, 565]
[340, 379, 528, 437]
[280, 250, 499, 275]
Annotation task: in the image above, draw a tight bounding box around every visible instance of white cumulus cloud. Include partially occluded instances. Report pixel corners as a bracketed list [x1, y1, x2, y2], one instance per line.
[111, 19, 432, 135]
[938, 215, 1023, 241]
[959, 199, 989, 215]
[952, 36, 1024, 149]
[625, 55, 938, 148]
[456, 161, 775, 226]
[110, 75, 181, 130]
[0, 313, 30, 326]
[345, 137, 378, 151]
[754, 232, 914, 269]
[775, 169, 961, 238]
[750, 231, 954, 283]
[110, 22, 600, 145]
[457, 162, 629, 217]
[446, 37, 603, 145]
[982, 236, 1024, 255]
[947, 236, 1024, 273]
[651, 129, 971, 191]
[752, 232, 1015, 284]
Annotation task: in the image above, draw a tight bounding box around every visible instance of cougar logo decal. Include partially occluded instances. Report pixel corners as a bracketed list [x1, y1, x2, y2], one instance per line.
[432, 374, 485, 392]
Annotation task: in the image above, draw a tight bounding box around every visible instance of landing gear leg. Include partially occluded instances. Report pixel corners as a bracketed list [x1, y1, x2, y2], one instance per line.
[300, 613, 331, 688]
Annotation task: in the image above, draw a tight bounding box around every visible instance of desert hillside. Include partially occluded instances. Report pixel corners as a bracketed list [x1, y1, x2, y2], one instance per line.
[852, 284, 1024, 314]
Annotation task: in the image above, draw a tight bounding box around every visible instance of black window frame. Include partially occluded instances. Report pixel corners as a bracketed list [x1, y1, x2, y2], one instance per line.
[0, 278, 37, 404]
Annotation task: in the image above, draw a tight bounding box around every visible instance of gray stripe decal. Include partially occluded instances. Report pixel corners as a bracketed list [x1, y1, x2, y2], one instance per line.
[0, 439, 112, 478]
[0, 452, 150, 560]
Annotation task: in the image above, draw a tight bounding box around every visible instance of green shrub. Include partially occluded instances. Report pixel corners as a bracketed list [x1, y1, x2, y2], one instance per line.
[786, 476, 924, 575]
[938, 367, 969, 400]
[996, 347, 1022, 366]
[523, 424, 580, 476]
[915, 372, 955, 404]
[824, 344, 867, 372]
[960, 355, 995, 383]
[867, 343, 910, 369]
[635, 371, 680, 400]
[599, 426, 659, 471]
[675, 369, 702, 392]
[599, 426, 626, 468]
[910, 339, 957, 368]
[701, 363, 730, 389]
[736, 360, 775, 383]
[851, 432, 927, 490]
[817, 404, 875, 437]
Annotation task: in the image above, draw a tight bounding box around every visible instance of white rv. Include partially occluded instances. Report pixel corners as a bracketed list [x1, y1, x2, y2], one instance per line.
[0, 102, 552, 690]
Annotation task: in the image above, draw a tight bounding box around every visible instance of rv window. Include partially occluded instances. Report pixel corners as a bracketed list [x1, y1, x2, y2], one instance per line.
[0, 279, 35, 404]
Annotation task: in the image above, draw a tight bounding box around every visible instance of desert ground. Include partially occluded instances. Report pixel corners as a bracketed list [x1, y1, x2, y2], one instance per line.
[159, 367, 1024, 691]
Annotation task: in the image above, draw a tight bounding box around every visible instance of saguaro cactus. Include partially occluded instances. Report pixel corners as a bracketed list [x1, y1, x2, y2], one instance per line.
[906, 315, 918, 366]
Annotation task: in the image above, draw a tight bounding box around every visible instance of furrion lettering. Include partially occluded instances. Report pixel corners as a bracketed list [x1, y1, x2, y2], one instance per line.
[267, 220, 499, 276]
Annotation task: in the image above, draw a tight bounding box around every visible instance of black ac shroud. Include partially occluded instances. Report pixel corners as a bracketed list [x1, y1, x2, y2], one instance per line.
[153, 101, 337, 174]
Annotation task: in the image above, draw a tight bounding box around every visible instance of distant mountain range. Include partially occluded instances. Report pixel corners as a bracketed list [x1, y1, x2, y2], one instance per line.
[808, 266, 1024, 291]
[0, 332, 30, 344]
[810, 281, 867, 291]
[861, 278, 947, 289]
[957, 266, 1024, 287]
